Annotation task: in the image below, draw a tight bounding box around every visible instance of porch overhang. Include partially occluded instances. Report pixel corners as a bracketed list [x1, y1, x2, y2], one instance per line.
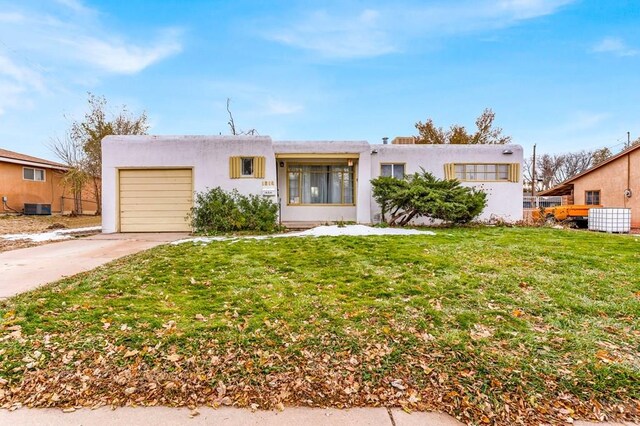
[275, 153, 360, 159]
[538, 183, 573, 196]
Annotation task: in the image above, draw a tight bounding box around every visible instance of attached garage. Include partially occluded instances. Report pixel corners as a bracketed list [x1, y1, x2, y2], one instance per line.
[118, 168, 193, 232]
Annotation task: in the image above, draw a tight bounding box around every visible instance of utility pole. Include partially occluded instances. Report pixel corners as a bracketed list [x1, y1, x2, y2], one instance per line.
[532, 144, 537, 198]
[627, 131, 631, 149]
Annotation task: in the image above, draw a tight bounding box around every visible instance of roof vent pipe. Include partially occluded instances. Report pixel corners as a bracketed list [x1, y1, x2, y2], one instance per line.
[382, 137, 388, 145]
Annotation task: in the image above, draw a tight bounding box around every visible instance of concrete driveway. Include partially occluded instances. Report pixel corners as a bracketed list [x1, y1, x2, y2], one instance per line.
[0, 233, 187, 299]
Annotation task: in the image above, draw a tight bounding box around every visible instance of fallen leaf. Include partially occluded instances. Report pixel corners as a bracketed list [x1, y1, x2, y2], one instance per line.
[470, 324, 494, 340]
[124, 349, 139, 358]
[390, 379, 406, 390]
[166, 354, 181, 362]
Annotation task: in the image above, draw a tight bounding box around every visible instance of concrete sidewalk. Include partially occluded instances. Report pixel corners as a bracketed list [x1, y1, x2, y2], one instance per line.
[0, 407, 634, 426]
[0, 233, 187, 299]
[0, 407, 463, 426]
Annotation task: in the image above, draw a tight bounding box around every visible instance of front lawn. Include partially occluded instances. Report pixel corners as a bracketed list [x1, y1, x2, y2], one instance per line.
[0, 228, 639, 424]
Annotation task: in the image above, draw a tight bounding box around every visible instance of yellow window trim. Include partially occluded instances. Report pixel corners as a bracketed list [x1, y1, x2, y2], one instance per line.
[229, 156, 265, 179]
[444, 162, 519, 183]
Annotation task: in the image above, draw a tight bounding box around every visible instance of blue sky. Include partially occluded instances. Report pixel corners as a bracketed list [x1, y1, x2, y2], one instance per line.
[0, 0, 639, 161]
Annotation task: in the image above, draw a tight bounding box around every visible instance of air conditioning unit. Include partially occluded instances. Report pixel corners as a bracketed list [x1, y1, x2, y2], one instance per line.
[24, 203, 52, 215]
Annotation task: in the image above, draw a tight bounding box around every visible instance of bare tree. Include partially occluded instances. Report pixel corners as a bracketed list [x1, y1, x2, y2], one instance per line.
[69, 93, 148, 215]
[536, 153, 565, 191]
[51, 93, 148, 215]
[526, 146, 614, 191]
[555, 151, 593, 183]
[49, 135, 89, 214]
[226, 98, 237, 135]
[226, 98, 258, 136]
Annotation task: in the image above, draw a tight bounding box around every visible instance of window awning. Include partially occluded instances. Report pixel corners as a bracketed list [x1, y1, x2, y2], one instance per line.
[275, 153, 360, 159]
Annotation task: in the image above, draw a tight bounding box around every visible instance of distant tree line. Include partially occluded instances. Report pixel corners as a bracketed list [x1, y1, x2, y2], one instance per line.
[524, 138, 639, 192]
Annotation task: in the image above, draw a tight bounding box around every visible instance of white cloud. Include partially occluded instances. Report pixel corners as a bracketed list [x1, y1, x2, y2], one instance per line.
[61, 34, 182, 74]
[559, 111, 611, 133]
[592, 37, 638, 57]
[494, 0, 575, 19]
[0, 12, 25, 23]
[53, 0, 94, 15]
[265, 99, 303, 115]
[265, 0, 575, 59]
[268, 9, 396, 59]
[0, 0, 182, 116]
[0, 82, 30, 117]
[0, 54, 45, 91]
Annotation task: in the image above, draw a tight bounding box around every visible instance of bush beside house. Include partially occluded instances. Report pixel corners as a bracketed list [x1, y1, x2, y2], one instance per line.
[371, 171, 487, 225]
[189, 187, 279, 234]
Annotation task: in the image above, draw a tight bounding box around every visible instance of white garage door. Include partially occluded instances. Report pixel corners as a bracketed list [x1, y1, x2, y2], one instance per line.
[119, 169, 193, 232]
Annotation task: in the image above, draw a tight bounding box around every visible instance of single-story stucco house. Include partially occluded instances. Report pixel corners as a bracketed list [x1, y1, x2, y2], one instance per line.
[101, 135, 523, 232]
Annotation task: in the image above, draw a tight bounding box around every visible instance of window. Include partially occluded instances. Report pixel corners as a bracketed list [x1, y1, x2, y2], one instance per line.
[23, 167, 45, 182]
[444, 163, 519, 182]
[585, 190, 600, 205]
[455, 164, 509, 181]
[288, 164, 355, 205]
[229, 156, 265, 178]
[241, 158, 254, 176]
[380, 163, 405, 179]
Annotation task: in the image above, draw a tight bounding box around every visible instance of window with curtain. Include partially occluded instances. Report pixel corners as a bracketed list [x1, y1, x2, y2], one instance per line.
[287, 165, 355, 205]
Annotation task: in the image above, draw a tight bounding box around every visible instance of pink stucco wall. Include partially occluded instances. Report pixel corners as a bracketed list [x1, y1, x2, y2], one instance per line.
[572, 148, 640, 228]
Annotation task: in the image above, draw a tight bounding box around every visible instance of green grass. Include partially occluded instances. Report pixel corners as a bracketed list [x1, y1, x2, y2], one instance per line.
[1, 227, 639, 424]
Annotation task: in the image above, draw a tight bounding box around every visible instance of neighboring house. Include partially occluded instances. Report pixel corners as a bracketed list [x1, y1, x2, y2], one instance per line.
[539, 143, 640, 228]
[101, 135, 523, 233]
[0, 148, 97, 215]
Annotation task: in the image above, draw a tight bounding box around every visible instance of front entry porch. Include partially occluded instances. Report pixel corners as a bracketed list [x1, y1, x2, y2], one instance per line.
[276, 154, 359, 224]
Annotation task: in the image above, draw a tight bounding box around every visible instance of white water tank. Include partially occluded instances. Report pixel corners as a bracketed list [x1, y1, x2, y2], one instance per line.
[588, 208, 631, 233]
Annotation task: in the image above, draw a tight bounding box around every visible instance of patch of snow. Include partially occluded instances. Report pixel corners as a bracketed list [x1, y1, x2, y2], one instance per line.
[171, 225, 434, 245]
[1, 226, 102, 242]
